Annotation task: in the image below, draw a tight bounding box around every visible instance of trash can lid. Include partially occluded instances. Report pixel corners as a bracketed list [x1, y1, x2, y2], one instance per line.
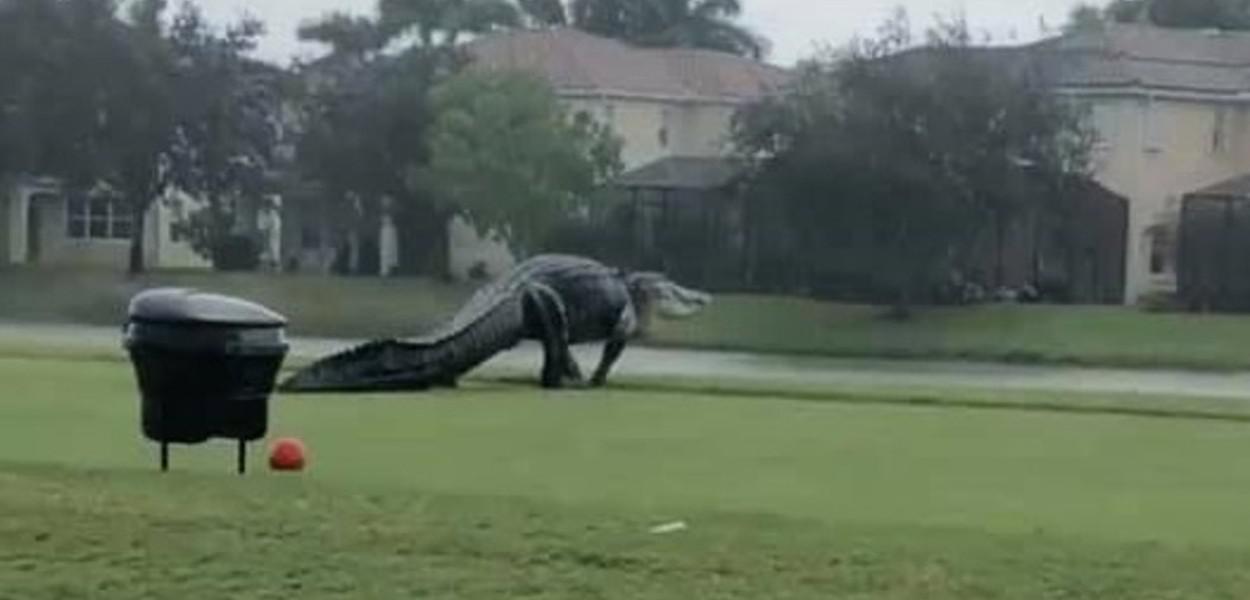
[128, 288, 287, 328]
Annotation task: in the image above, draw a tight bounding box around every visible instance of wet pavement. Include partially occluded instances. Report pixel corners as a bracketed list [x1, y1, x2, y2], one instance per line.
[6, 320, 1250, 399]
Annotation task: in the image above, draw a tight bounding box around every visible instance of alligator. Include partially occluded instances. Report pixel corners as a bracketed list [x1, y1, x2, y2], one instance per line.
[278, 254, 711, 393]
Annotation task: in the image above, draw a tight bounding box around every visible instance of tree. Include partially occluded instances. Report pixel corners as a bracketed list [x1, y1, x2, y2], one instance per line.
[162, 3, 283, 269]
[0, 0, 280, 273]
[296, 12, 386, 58]
[1147, 0, 1250, 28]
[378, 0, 520, 49]
[294, 0, 528, 277]
[625, 0, 766, 58]
[416, 70, 622, 256]
[518, 0, 566, 25]
[0, 0, 176, 273]
[521, 0, 767, 58]
[733, 15, 1094, 316]
[295, 8, 451, 276]
[1065, 3, 1108, 32]
[1105, 0, 1150, 23]
[1078, 0, 1250, 30]
[103, 0, 179, 274]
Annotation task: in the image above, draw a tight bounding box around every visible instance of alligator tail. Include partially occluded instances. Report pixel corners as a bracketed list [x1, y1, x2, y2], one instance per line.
[278, 297, 526, 393]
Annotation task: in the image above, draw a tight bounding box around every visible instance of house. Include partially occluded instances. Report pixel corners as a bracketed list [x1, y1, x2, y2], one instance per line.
[0, 176, 214, 270]
[608, 155, 748, 287]
[4, 29, 786, 279]
[1, 56, 291, 273]
[0, 175, 287, 271]
[455, 28, 790, 280]
[1022, 23, 1250, 304]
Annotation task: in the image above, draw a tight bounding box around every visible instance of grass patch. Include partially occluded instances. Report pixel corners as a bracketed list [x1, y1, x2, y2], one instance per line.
[0, 267, 472, 338]
[5, 356, 1250, 544]
[8, 356, 1250, 596]
[10, 266, 1250, 370]
[649, 297, 1250, 371]
[9, 465, 1250, 599]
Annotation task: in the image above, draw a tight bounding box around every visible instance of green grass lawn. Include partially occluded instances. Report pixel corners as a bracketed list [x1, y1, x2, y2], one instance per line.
[649, 296, 1250, 371]
[8, 355, 1250, 597]
[9, 266, 1250, 370]
[0, 267, 473, 338]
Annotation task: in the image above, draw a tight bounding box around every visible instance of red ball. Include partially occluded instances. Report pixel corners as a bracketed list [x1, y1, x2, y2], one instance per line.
[268, 437, 307, 472]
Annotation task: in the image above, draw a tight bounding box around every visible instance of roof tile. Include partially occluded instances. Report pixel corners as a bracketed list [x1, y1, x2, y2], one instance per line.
[466, 28, 790, 101]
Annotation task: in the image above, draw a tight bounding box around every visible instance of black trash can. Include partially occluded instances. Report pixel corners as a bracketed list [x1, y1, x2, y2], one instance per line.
[123, 288, 289, 473]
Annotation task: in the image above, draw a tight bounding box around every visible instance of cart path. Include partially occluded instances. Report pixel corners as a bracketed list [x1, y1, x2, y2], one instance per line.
[5, 320, 1250, 399]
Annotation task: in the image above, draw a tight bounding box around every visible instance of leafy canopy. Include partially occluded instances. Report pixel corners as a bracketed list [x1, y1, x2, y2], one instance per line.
[417, 69, 622, 256]
[733, 13, 1095, 312]
[1068, 0, 1250, 31]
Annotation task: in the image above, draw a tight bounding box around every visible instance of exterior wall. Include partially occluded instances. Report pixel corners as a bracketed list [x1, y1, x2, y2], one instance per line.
[564, 97, 664, 169]
[1078, 92, 1250, 303]
[31, 193, 129, 267]
[448, 216, 514, 280]
[1, 180, 212, 270]
[147, 192, 213, 270]
[670, 103, 736, 158]
[563, 96, 735, 169]
[445, 94, 743, 281]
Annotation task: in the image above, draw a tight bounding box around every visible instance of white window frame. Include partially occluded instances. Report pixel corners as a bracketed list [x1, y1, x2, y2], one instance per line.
[66, 193, 133, 241]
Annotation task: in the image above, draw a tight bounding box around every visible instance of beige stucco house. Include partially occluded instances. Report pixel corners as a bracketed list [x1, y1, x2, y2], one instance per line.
[449, 27, 790, 279]
[1026, 23, 1250, 303]
[0, 177, 213, 270]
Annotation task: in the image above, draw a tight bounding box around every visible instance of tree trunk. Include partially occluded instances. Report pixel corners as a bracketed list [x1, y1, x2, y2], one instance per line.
[128, 204, 147, 276]
[428, 212, 450, 280]
[395, 200, 452, 279]
[889, 280, 913, 320]
[347, 229, 361, 275]
[888, 219, 915, 320]
[993, 212, 1006, 289]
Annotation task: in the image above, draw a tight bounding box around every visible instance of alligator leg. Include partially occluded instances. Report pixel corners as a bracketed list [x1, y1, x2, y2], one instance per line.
[563, 353, 585, 383]
[591, 305, 637, 387]
[524, 284, 573, 389]
[590, 338, 626, 387]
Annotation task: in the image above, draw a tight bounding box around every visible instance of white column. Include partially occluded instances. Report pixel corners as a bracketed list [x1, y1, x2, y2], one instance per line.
[379, 210, 399, 277]
[9, 185, 28, 264]
[1123, 201, 1150, 305]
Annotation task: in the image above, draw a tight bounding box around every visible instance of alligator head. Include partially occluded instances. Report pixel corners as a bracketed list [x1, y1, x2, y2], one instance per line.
[627, 272, 712, 320]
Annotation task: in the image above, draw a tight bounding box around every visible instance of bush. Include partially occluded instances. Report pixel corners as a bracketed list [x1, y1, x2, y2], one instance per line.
[211, 234, 262, 272]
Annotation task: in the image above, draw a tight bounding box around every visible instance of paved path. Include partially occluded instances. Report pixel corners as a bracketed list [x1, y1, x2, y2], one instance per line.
[6, 321, 1250, 399]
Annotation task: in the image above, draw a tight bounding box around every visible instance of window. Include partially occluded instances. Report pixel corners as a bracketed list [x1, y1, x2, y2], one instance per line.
[67, 193, 132, 241]
[168, 199, 186, 242]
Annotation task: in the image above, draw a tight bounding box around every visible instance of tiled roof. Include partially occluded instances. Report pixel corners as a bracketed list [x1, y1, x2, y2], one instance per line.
[614, 156, 739, 190]
[1189, 172, 1250, 198]
[1029, 24, 1250, 94]
[465, 28, 791, 102]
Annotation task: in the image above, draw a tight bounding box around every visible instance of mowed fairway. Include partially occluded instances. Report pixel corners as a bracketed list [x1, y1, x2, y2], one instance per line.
[7, 356, 1250, 597]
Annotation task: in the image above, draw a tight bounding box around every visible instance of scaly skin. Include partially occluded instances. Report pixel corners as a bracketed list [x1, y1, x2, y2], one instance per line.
[279, 255, 709, 393]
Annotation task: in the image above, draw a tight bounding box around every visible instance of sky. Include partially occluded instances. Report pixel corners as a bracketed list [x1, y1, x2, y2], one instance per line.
[191, 0, 1096, 67]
